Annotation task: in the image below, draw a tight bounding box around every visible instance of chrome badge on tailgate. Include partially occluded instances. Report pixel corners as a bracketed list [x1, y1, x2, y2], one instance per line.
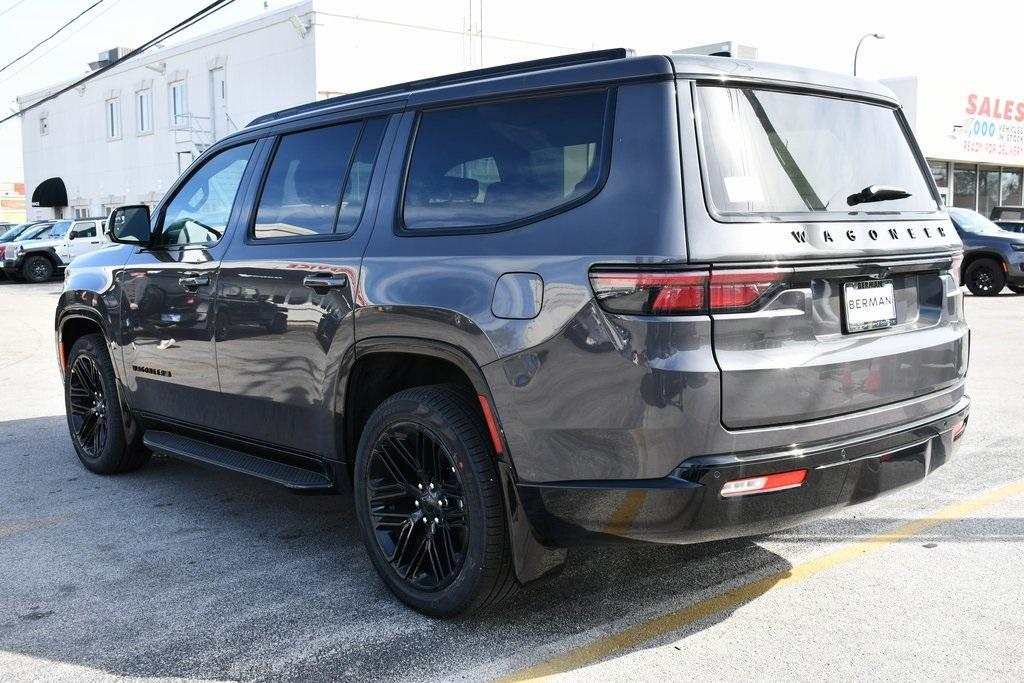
[843, 279, 897, 333]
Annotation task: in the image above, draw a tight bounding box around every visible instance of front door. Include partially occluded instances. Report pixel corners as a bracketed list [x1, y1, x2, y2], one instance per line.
[67, 220, 102, 261]
[214, 116, 391, 454]
[121, 141, 258, 427]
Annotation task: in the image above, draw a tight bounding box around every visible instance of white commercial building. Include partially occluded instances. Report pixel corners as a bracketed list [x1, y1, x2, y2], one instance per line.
[885, 75, 1024, 216]
[18, 0, 572, 220]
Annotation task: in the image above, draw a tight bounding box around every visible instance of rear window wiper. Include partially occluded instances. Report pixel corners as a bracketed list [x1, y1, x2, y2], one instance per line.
[847, 185, 912, 207]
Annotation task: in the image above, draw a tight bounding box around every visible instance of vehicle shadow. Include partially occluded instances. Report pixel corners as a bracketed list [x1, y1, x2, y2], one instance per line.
[3, 414, 1014, 681]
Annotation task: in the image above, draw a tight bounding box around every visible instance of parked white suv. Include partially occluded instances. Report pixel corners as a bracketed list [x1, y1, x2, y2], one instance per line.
[2, 218, 111, 282]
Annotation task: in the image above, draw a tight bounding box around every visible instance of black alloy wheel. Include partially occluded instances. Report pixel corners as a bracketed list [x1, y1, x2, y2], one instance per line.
[366, 422, 469, 591]
[63, 333, 150, 474]
[353, 385, 518, 617]
[965, 258, 1005, 297]
[67, 354, 109, 459]
[23, 255, 54, 283]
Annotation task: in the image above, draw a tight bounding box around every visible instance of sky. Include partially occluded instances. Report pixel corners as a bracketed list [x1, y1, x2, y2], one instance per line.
[1, 0, 1023, 181]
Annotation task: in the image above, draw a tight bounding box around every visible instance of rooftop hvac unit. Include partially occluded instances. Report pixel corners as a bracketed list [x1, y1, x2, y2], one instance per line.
[88, 47, 132, 71]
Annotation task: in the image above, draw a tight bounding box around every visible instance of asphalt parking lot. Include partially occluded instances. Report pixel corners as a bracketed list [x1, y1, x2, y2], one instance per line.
[1, 278, 1022, 682]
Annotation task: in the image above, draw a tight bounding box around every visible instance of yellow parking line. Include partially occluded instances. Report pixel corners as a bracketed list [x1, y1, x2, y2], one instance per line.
[499, 478, 1024, 682]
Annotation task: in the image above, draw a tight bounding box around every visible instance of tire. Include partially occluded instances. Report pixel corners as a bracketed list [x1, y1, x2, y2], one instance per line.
[1007, 284, 1024, 295]
[964, 258, 1005, 296]
[64, 334, 150, 474]
[266, 312, 287, 334]
[353, 384, 518, 618]
[22, 254, 54, 283]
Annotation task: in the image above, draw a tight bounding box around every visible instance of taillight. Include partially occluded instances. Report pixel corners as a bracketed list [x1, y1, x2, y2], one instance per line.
[589, 268, 789, 315]
[589, 271, 707, 315]
[949, 254, 963, 288]
[0, 245, 5, 258]
[708, 270, 788, 312]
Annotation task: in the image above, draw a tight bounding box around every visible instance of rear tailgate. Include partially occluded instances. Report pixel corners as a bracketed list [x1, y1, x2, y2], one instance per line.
[678, 78, 968, 429]
[711, 256, 967, 428]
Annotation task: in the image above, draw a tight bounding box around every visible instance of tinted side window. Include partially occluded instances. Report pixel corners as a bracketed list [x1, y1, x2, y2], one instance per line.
[402, 90, 611, 231]
[159, 143, 255, 246]
[254, 123, 360, 239]
[336, 118, 387, 235]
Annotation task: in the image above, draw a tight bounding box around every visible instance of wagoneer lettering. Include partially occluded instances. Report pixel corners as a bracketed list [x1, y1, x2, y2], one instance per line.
[56, 48, 969, 618]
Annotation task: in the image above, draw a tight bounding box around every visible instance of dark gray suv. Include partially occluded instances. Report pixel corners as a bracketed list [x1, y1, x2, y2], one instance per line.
[56, 49, 969, 617]
[950, 207, 1024, 295]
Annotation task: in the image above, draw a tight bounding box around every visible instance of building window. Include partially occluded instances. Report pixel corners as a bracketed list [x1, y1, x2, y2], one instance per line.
[105, 98, 122, 139]
[136, 89, 153, 134]
[170, 81, 188, 128]
[953, 164, 977, 210]
[74, 207, 89, 218]
[39, 114, 49, 136]
[1000, 168, 1022, 207]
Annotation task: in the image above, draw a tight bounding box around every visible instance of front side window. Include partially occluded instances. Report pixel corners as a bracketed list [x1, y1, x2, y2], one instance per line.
[170, 82, 188, 128]
[695, 86, 937, 219]
[72, 222, 97, 238]
[254, 118, 386, 239]
[137, 89, 153, 133]
[105, 98, 121, 139]
[402, 90, 611, 230]
[158, 143, 255, 246]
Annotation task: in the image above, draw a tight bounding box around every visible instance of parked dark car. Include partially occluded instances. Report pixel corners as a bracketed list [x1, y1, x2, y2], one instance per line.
[990, 205, 1024, 233]
[56, 50, 969, 617]
[0, 222, 54, 277]
[949, 207, 1024, 295]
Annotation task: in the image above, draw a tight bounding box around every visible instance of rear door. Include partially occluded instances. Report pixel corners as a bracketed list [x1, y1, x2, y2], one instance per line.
[213, 113, 394, 453]
[680, 83, 968, 428]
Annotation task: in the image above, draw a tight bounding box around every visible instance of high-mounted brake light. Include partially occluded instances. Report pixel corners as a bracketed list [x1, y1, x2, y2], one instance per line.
[721, 469, 807, 498]
[589, 268, 789, 316]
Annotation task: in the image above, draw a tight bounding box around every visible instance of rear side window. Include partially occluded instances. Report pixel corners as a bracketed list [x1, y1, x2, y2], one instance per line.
[402, 90, 612, 231]
[254, 118, 387, 239]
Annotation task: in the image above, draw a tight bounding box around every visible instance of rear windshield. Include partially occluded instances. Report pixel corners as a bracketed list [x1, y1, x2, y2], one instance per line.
[695, 86, 937, 219]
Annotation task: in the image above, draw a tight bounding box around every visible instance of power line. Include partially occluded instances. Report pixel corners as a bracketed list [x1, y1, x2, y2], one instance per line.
[0, 0, 237, 127]
[0, 0, 29, 19]
[0, 0, 107, 76]
[0, 0, 126, 86]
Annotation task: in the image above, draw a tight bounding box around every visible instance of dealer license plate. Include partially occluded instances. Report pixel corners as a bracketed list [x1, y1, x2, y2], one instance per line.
[842, 280, 897, 333]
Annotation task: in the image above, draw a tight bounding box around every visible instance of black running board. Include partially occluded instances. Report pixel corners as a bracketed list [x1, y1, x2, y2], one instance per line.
[143, 430, 334, 492]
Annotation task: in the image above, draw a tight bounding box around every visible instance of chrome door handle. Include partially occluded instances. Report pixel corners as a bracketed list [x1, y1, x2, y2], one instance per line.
[303, 274, 348, 292]
[179, 274, 210, 289]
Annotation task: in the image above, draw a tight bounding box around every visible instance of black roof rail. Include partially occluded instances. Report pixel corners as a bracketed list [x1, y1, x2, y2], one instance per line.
[247, 47, 634, 127]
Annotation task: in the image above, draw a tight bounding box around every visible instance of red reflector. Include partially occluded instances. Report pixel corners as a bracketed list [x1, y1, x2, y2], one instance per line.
[709, 270, 788, 311]
[952, 420, 967, 440]
[477, 395, 505, 455]
[721, 469, 807, 498]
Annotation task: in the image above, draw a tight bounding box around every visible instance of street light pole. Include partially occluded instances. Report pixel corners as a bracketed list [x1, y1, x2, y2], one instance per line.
[854, 33, 885, 76]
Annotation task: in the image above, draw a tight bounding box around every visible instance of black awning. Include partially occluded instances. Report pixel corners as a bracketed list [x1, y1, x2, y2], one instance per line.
[31, 177, 68, 208]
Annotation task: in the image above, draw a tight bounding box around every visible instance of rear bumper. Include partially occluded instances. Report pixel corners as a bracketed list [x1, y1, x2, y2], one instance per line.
[518, 397, 969, 545]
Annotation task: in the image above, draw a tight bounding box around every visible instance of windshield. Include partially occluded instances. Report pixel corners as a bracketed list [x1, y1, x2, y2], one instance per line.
[16, 224, 52, 241]
[695, 86, 937, 219]
[47, 220, 72, 238]
[0, 223, 30, 241]
[950, 207, 1007, 234]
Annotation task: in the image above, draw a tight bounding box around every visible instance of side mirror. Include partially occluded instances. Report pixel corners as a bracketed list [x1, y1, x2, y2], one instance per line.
[67, 231, 77, 240]
[106, 205, 152, 245]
